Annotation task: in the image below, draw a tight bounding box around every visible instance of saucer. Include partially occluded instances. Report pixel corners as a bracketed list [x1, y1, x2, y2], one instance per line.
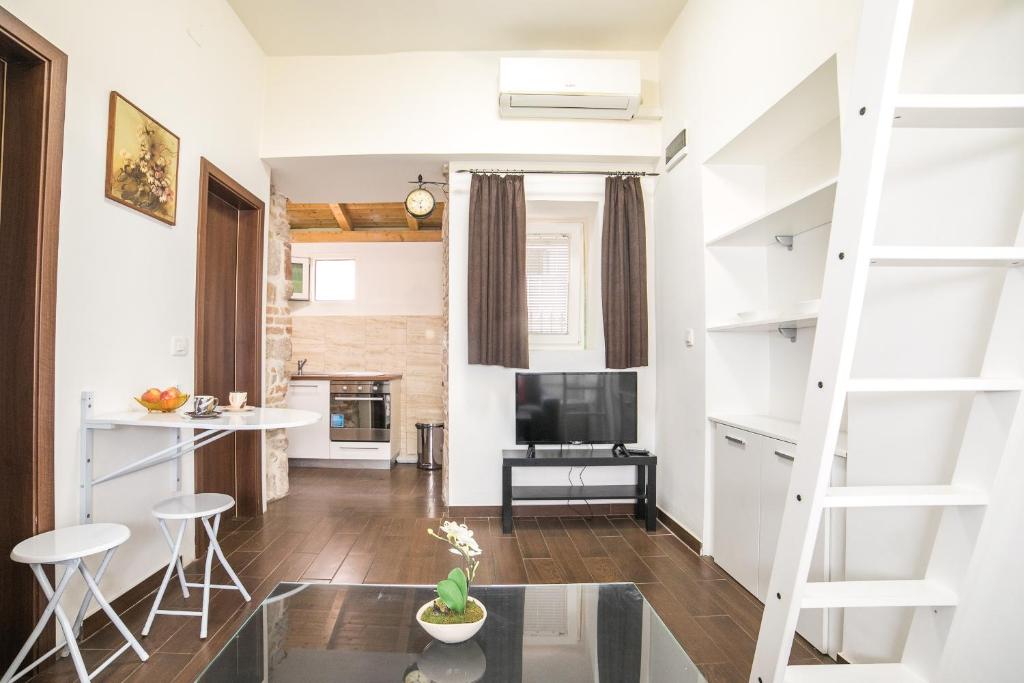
[221, 405, 255, 413]
[184, 411, 221, 419]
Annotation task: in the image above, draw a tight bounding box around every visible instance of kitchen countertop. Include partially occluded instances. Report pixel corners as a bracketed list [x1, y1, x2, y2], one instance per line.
[290, 372, 403, 382]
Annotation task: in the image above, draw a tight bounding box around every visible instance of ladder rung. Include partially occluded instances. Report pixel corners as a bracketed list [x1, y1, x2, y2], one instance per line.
[894, 93, 1024, 128]
[823, 485, 987, 508]
[847, 377, 1024, 393]
[869, 246, 1024, 267]
[787, 663, 927, 683]
[801, 580, 957, 609]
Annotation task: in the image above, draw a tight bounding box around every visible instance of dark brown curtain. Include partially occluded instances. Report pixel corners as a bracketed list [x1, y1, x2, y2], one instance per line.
[602, 175, 648, 369]
[468, 173, 529, 368]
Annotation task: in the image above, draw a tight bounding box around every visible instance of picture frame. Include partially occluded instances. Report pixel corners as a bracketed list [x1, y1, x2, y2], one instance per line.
[290, 256, 311, 300]
[104, 91, 180, 225]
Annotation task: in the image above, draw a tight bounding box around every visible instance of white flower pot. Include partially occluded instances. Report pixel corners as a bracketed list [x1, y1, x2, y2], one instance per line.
[416, 597, 487, 644]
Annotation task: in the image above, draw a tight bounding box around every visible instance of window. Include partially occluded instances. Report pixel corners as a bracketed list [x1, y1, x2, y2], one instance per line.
[313, 259, 356, 301]
[526, 222, 584, 348]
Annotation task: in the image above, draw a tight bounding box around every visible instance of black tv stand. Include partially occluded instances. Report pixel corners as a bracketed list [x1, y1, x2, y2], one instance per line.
[501, 447, 657, 533]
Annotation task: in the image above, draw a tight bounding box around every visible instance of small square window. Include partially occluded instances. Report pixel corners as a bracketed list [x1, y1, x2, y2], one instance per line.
[314, 259, 356, 301]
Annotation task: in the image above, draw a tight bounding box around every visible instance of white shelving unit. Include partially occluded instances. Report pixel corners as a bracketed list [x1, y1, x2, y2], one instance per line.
[704, 53, 842, 434]
[705, 177, 837, 248]
[702, 55, 846, 659]
[707, 308, 818, 333]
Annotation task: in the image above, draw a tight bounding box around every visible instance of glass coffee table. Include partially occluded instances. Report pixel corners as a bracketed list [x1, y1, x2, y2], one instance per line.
[200, 582, 706, 682]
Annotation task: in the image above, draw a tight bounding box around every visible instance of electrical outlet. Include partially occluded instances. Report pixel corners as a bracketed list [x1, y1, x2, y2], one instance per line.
[685, 328, 695, 348]
[171, 336, 188, 356]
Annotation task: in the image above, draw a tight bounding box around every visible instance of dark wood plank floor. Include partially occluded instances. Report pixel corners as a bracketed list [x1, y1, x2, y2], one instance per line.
[30, 465, 829, 682]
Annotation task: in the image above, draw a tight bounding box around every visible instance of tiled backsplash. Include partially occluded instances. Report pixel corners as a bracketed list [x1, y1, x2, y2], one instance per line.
[289, 315, 445, 456]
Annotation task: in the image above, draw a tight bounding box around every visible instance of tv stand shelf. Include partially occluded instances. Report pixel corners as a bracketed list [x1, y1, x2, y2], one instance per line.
[511, 485, 645, 500]
[501, 448, 657, 533]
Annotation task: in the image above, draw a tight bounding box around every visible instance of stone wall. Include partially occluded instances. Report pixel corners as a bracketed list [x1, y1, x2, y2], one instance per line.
[265, 189, 293, 502]
[440, 198, 450, 503]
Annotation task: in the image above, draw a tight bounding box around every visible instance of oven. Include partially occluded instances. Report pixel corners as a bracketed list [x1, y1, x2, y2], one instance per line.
[329, 380, 391, 442]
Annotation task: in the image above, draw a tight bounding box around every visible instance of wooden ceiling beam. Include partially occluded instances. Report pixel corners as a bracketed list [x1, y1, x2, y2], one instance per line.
[404, 210, 420, 231]
[328, 203, 352, 230]
[291, 229, 442, 243]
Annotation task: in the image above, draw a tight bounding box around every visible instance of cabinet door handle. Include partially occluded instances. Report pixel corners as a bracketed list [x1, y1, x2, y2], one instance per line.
[774, 450, 795, 462]
[724, 435, 745, 446]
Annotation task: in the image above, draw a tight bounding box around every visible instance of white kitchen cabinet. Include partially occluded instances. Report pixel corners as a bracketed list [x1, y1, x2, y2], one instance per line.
[712, 419, 847, 657]
[758, 437, 840, 654]
[286, 380, 330, 460]
[330, 441, 392, 468]
[712, 423, 762, 596]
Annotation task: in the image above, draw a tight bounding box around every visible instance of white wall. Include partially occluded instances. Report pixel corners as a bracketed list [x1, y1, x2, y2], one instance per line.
[655, 0, 1024, 675]
[446, 166, 657, 506]
[261, 51, 662, 162]
[4, 0, 268, 614]
[291, 242, 443, 316]
[654, 0, 860, 550]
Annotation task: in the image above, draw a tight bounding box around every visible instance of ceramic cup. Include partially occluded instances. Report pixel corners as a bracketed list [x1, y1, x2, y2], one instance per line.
[193, 395, 219, 415]
[229, 392, 248, 410]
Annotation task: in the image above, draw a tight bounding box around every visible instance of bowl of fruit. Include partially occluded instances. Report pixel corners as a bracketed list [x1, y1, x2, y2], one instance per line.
[135, 387, 190, 413]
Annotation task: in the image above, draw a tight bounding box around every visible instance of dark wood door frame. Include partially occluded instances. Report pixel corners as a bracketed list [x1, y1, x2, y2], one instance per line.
[194, 158, 265, 518]
[0, 6, 66, 666]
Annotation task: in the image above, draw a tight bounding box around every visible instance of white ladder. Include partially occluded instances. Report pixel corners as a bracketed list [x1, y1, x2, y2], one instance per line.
[750, 1, 1024, 682]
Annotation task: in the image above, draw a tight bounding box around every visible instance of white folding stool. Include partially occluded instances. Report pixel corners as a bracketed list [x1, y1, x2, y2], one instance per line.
[142, 493, 250, 639]
[2, 523, 149, 683]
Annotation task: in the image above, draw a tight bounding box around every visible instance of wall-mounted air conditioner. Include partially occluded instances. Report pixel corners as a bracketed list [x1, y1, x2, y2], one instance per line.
[498, 58, 641, 120]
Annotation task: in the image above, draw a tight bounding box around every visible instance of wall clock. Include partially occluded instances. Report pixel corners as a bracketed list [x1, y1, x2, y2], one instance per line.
[405, 186, 435, 219]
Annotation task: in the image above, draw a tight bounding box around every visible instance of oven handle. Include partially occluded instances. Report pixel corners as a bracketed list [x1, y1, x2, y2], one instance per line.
[331, 396, 385, 402]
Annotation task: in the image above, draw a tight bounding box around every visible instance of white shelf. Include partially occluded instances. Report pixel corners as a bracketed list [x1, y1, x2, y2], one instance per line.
[801, 580, 957, 609]
[787, 664, 928, 683]
[894, 94, 1024, 128]
[823, 485, 987, 509]
[708, 414, 847, 457]
[706, 178, 837, 247]
[707, 309, 818, 333]
[847, 377, 1024, 393]
[869, 246, 1024, 267]
[706, 57, 839, 164]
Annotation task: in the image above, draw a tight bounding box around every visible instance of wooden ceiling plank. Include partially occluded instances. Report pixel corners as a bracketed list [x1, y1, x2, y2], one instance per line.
[291, 230, 442, 243]
[329, 203, 353, 230]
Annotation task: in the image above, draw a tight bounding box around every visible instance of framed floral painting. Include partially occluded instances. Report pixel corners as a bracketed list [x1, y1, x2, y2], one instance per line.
[104, 92, 180, 225]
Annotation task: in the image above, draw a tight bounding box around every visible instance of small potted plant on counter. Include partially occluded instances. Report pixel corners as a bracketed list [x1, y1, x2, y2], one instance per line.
[416, 521, 486, 643]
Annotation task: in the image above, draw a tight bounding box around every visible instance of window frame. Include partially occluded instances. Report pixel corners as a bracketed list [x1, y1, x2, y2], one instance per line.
[526, 220, 585, 350]
[312, 257, 357, 302]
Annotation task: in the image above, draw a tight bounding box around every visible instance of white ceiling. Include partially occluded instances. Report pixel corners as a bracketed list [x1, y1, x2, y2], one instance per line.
[268, 155, 450, 203]
[228, 0, 688, 56]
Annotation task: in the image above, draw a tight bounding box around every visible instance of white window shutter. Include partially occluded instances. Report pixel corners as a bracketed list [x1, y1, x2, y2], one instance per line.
[526, 233, 571, 335]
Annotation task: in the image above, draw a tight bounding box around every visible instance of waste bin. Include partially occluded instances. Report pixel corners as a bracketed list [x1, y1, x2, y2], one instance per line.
[416, 422, 444, 471]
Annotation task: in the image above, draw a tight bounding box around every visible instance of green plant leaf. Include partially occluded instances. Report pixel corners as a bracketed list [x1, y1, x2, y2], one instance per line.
[448, 567, 468, 600]
[436, 578, 466, 613]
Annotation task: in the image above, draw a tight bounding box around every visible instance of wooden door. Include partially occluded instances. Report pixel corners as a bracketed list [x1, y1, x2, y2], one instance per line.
[0, 7, 66, 665]
[195, 160, 264, 518]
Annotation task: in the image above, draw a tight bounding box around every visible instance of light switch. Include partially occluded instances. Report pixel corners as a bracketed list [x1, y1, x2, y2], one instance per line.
[171, 336, 188, 356]
[685, 328, 695, 348]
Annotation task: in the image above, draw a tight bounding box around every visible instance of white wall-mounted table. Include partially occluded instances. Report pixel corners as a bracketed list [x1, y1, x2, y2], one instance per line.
[80, 391, 319, 525]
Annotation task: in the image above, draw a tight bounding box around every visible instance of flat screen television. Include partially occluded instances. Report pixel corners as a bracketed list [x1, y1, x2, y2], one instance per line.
[515, 371, 638, 446]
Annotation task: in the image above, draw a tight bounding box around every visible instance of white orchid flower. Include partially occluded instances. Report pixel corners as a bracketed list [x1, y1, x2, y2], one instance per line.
[428, 521, 484, 588]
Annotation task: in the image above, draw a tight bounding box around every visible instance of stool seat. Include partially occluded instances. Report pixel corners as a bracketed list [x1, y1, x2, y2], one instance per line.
[10, 523, 130, 564]
[151, 493, 234, 520]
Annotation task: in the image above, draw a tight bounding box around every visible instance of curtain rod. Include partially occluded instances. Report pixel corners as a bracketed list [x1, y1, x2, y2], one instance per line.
[454, 169, 659, 177]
